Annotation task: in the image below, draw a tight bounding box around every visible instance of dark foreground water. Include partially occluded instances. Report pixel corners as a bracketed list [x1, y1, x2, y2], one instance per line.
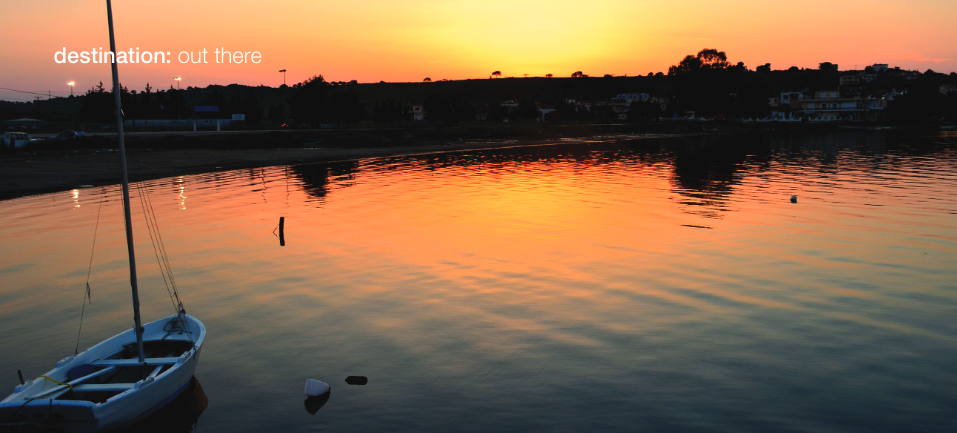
[1, 132, 956, 433]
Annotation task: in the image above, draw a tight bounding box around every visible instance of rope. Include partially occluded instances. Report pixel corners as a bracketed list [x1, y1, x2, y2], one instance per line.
[39, 376, 73, 392]
[75, 187, 105, 355]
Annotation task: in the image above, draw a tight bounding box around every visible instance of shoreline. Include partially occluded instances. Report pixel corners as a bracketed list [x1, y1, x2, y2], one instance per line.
[1, 121, 936, 202]
[0, 133, 671, 202]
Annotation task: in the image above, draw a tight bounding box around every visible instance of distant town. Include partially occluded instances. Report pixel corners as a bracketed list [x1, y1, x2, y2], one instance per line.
[3, 49, 956, 141]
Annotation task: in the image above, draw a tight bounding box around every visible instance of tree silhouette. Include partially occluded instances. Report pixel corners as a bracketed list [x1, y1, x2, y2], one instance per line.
[423, 77, 432, 82]
[290, 74, 331, 124]
[571, 71, 583, 78]
[546, 74, 553, 78]
[668, 49, 730, 76]
[491, 71, 501, 78]
[697, 49, 729, 69]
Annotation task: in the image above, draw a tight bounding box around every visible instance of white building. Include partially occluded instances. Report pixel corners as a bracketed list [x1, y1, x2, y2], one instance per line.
[412, 104, 425, 121]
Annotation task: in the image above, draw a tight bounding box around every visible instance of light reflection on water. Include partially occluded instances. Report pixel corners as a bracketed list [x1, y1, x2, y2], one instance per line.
[1, 132, 956, 432]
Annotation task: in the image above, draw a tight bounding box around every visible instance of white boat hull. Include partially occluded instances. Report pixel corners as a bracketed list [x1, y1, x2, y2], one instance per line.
[0, 314, 205, 432]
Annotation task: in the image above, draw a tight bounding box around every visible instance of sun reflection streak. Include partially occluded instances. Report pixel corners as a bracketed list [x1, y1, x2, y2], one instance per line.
[177, 177, 187, 210]
[72, 189, 80, 209]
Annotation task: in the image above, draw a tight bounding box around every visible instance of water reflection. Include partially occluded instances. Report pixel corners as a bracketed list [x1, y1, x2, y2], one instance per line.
[1, 132, 956, 433]
[176, 177, 187, 210]
[290, 160, 359, 203]
[283, 132, 954, 221]
[303, 393, 331, 415]
[114, 377, 208, 433]
[670, 137, 747, 219]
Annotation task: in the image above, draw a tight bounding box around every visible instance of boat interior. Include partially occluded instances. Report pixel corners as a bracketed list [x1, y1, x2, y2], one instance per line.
[36, 340, 195, 404]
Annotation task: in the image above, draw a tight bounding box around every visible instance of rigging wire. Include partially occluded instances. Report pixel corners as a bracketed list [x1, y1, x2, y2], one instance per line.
[0, 87, 64, 98]
[141, 178, 182, 303]
[127, 147, 197, 348]
[74, 186, 106, 355]
[128, 149, 181, 313]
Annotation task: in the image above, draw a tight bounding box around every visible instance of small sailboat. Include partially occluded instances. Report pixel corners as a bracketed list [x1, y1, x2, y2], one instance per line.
[0, 1, 205, 431]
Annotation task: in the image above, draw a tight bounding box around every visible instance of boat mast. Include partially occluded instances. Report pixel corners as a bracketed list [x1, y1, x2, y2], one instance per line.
[106, 0, 145, 363]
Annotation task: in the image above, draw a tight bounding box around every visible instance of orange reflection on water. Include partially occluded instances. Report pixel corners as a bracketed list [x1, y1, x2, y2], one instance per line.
[2, 138, 957, 432]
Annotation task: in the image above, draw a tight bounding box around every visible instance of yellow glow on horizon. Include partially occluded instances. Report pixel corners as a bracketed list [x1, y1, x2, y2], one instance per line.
[0, 0, 955, 95]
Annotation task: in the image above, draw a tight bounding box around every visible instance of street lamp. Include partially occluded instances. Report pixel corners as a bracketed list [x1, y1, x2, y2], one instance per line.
[279, 69, 286, 86]
[67, 81, 76, 127]
[173, 77, 181, 120]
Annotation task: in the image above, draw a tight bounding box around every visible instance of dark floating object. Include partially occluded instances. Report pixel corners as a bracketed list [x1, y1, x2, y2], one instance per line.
[790, 195, 798, 203]
[304, 393, 331, 415]
[279, 216, 285, 247]
[681, 224, 712, 230]
[345, 376, 368, 385]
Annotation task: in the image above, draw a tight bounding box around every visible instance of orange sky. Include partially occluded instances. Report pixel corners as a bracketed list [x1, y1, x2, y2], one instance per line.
[1, 0, 955, 101]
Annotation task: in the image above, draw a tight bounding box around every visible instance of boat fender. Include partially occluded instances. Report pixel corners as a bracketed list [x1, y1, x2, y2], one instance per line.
[304, 379, 330, 396]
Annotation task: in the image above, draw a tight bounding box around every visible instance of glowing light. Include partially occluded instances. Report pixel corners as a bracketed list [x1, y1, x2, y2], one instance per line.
[177, 177, 187, 210]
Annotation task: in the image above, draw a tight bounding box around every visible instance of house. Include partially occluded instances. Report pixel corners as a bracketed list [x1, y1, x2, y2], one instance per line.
[769, 91, 805, 118]
[887, 88, 907, 99]
[615, 93, 650, 105]
[840, 75, 860, 86]
[940, 84, 957, 95]
[780, 90, 806, 108]
[799, 89, 867, 120]
[889, 69, 920, 80]
[537, 104, 556, 121]
[858, 73, 877, 83]
[411, 104, 425, 121]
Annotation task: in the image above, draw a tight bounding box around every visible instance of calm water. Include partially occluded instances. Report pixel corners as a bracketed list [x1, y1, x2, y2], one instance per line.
[1, 132, 956, 432]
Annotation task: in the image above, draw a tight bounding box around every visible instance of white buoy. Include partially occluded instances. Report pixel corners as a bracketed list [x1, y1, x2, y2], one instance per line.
[790, 195, 798, 203]
[304, 379, 330, 396]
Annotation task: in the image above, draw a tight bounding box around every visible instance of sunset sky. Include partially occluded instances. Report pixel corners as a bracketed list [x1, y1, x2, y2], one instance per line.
[1, 0, 955, 101]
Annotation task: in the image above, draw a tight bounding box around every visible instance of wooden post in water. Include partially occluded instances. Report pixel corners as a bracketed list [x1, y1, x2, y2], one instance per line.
[279, 217, 285, 247]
